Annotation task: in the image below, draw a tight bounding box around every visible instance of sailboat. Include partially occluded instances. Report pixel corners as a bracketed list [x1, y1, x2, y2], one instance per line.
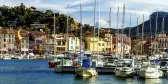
[48, 13, 57, 68]
[120, 14, 135, 78]
[137, 13, 163, 78]
[115, 5, 135, 77]
[115, 6, 121, 77]
[75, 2, 98, 77]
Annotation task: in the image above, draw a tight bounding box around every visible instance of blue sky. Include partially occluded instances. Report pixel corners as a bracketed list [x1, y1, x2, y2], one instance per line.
[0, 0, 167, 29]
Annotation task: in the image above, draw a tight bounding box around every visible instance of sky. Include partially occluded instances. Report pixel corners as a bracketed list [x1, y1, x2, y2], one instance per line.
[0, 0, 167, 29]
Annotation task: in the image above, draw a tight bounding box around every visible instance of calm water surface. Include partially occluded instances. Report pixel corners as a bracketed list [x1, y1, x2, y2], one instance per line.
[0, 60, 167, 84]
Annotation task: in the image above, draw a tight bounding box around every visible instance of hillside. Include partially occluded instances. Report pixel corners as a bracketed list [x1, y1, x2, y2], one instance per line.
[124, 12, 168, 36]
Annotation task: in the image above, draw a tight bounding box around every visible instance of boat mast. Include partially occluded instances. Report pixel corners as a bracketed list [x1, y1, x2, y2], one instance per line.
[66, 5, 69, 53]
[162, 17, 165, 53]
[141, 15, 144, 56]
[154, 9, 158, 55]
[129, 14, 131, 58]
[121, 4, 125, 58]
[109, 7, 112, 53]
[162, 17, 165, 34]
[116, 6, 119, 55]
[93, 0, 96, 53]
[136, 18, 139, 56]
[150, 16, 152, 56]
[53, 13, 56, 55]
[97, 0, 100, 54]
[80, 3, 83, 64]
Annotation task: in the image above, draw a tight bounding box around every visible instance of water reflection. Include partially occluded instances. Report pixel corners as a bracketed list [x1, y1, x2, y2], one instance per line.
[145, 79, 161, 84]
[75, 76, 97, 84]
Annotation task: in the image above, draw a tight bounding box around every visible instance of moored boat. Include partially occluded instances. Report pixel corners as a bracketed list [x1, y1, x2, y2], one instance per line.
[75, 57, 98, 77]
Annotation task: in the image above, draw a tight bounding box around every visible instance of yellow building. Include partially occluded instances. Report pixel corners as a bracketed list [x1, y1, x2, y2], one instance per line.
[52, 34, 67, 52]
[85, 36, 109, 52]
[84, 31, 108, 52]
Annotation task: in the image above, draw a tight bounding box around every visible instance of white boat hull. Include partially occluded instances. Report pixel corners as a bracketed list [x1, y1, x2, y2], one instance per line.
[120, 71, 134, 77]
[75, 68, 98, 77]
[54, 66, 62, 73]
[138, 69, 163, 79]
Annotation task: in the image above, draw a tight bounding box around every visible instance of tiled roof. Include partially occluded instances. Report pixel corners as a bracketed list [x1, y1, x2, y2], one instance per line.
[0, 28, 15, 34]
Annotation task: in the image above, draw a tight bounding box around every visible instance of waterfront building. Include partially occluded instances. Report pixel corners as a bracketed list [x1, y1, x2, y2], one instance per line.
[29, 31, 46, 55]
[0, 28, 15, 54]
[45, 35, 55, 55]
[67, 36, 80, 52]
[157, 34, 168, 49]
[84, 31, 108, 52]
[14, 29, 29, 55]
[113, 34, 131, 55]
[103, 32, 113, 53]
[52, 34, 67, 53]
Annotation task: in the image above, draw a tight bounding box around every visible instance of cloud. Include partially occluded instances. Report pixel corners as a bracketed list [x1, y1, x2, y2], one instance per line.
[96, 20, 110, 28]
[0, 0, 168, 29]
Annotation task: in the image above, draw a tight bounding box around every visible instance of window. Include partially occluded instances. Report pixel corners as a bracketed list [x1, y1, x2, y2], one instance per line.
[57, 41, 61, 45]
[12, 39, 14, 43]
[76, 46, 78, 49]
[4, 44, 6, 48]
[99, 43, 101, 46]
[22, 45, 24, 48]
[26, 45, 28, 48]
[114, 45, 116, 48]
[102, 43, 104, 46]
[52, 39, 55, 43]
[4, 39, 6, 42]
[9, 39, 11, 43]
[71, 41, 73, 44]
[47, 39, 50, 43]
[12, 35, 15, 38]
[71, 46, 73, 49]
[9, 34, 11, 38]
[62, 42, 65, 45]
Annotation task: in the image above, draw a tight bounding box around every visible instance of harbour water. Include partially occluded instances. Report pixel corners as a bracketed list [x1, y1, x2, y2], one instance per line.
[0, 60, 168, 84]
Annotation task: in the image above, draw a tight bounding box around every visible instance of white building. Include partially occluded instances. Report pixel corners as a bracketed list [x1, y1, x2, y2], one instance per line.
[68, 37, 80, 51]
[0, 29, 15, 54]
